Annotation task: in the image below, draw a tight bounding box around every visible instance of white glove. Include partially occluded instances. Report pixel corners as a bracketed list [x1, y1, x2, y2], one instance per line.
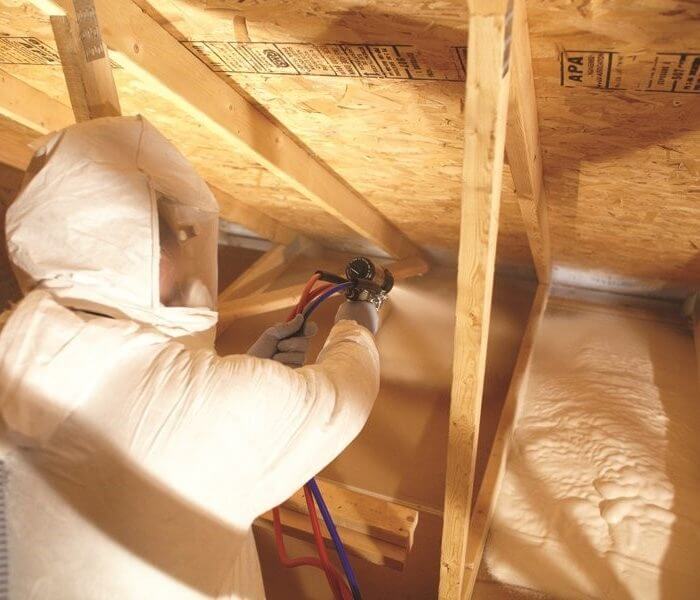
[247, 314, 318, 368]
[335, 300, 379, 334]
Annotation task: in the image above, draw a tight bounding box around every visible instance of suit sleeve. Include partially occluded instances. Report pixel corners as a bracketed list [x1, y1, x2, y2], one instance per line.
[181, 319, 380, 522]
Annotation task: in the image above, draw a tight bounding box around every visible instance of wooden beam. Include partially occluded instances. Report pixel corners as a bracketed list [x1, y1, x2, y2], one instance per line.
[462, 283, 549, 598]
[505, 0, 551, 283]
[219, 236, 316, 302]
[257, 506, 405, 570]
[0, 69, 73, 134]
[217, 234, 275, 253]
[0, 74, 308, 247]
[36, 0, 421, 259]
[50, 15, 92, 121]
[211, 186, 304, 247]
[218, 256, 431, 326]
[284, 478, 418, 549]
[439, 1, 514, 598]
[50, 0, 121, 121]
[218, 283, 305, 324]
[218, 243, 288, 302]
[256, 478, 418, 570]
[0, 125, 35, 171]
[385, 255, 430, 281]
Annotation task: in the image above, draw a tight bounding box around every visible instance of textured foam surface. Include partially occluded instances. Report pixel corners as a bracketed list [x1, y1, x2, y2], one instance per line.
[484, 305, 700, 599]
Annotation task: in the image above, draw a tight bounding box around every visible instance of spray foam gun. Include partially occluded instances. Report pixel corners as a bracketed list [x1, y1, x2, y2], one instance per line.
[314, 257, 394, 311]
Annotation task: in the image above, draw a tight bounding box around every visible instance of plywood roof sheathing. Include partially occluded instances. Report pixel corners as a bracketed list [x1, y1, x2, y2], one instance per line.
[3, 1, 698, 280]
[30, 0, 422, 259]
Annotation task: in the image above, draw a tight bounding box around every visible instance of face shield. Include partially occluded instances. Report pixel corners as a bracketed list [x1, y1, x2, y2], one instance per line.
[157, 194, 218, 311]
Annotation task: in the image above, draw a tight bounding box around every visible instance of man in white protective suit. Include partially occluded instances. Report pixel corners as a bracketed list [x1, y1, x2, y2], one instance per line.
[0, 116, 382, 599]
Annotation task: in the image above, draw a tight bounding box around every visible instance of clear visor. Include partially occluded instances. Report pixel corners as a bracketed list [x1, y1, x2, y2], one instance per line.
[158, 194, 218, 310]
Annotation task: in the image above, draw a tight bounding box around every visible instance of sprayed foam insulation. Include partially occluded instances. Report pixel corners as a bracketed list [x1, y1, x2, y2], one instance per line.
[483, 299, 700, 599]
[0, 0, 698, 282]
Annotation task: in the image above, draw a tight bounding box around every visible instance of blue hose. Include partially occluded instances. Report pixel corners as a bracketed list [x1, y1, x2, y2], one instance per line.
[302, 282, 352, 321]
[307, 478, 362, 600]
[302, 280, 362, 600]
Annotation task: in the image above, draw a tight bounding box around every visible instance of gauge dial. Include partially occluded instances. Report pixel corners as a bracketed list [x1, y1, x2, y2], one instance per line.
[346, 257, 375, 281]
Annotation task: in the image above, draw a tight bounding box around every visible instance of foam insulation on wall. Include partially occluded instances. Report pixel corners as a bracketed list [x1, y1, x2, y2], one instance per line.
[484, 303, 700, 599]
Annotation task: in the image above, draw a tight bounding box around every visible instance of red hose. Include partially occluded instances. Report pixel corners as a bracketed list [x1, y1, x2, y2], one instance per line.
[272, 274, 351, 600]
[303, 485, 347, 599]
[286, 273, 321, 321]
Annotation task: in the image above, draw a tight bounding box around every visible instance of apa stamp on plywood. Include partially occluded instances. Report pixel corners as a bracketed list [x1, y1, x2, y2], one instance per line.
[561, 50, 699, 93]
[0, 35, 120, 69]
[183, 41, 467, 82]
[0, 37, 60, 65]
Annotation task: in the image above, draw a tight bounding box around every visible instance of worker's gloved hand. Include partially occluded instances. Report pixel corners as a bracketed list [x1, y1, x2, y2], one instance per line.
[335, 300, 380, 335]
[247, 314, 318, 368]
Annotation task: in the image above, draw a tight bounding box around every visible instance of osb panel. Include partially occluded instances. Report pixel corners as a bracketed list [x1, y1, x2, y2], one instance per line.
[163, 0, 700, 283]
[0, 2, 369, 253]
[527, 1, 700, 285]
[131, 0, 530, 266]
[1, 1, 699, 284]
[135, 0, 700, 282]
[0, 0, 528, 266]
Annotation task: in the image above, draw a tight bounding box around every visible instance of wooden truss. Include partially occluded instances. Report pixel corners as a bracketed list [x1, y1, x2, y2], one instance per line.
[439, 1, 551, 598]
[2, 0, 552, 594]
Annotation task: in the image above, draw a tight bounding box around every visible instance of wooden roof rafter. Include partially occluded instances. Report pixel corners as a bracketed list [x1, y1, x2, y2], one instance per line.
[0, 69, 73, 135]
[0, 65, 311, 251]
[504, 0, 552, 283]
[218, 236, 319, 303]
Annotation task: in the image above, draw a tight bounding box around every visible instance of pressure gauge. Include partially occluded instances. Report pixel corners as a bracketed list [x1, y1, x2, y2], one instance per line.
[341, 257, 394, 309]
[345, 257, 375, 281]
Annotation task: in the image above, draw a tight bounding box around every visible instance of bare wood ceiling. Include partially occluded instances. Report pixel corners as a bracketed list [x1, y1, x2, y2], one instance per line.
[0, 0, 698, 286]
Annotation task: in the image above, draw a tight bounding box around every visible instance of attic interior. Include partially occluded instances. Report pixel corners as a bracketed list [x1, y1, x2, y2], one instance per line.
[0, 0, 698, 598]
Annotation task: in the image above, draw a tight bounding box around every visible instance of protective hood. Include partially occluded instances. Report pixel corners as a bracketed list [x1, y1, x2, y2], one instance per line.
[5, 116, 219, 341]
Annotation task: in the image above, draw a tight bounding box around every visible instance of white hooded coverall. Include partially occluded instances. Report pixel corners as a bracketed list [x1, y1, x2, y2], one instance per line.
[0, 116, 380, 599]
